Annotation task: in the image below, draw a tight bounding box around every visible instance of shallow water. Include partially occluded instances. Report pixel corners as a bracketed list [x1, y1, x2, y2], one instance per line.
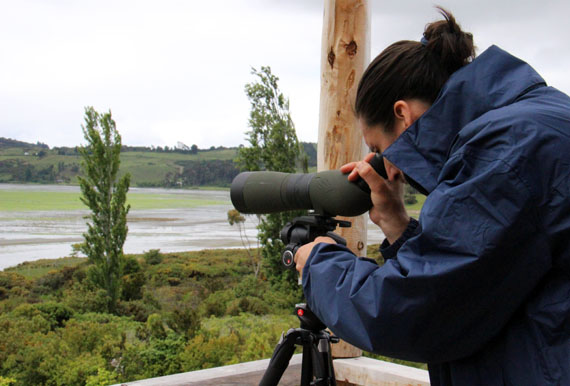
[0, 184, 384, 270]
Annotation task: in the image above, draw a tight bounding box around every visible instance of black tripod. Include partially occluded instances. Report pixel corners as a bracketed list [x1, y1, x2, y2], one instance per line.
[259, 303, 339, 386]
[259, 215, 350, 385]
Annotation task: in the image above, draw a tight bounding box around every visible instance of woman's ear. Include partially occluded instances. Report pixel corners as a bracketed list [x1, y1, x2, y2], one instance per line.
[393, 100, 413, 135]
[394, 99, 431, 132]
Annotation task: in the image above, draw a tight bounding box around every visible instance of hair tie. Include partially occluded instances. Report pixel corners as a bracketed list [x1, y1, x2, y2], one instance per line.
[420, 36, 429, 46]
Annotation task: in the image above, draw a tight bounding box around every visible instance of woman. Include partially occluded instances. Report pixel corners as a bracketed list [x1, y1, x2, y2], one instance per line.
[295, 8, 569, 386]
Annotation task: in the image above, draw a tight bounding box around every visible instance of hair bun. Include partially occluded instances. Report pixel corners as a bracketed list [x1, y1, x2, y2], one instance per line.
[423, 7, 475, 75]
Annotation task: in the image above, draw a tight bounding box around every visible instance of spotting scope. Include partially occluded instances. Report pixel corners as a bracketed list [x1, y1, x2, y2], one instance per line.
[230, 153, 387, 217]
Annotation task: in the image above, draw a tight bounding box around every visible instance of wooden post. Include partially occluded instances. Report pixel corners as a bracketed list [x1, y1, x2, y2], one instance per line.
[318, 0, 370, 360]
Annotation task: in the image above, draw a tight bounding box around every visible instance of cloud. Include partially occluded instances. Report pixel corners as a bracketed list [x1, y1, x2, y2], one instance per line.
[0, 0, 568, 148]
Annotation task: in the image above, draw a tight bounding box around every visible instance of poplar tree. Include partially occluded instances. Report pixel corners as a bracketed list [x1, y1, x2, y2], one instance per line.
[238, 66, 307, 289]
[78, 107, 130, 313]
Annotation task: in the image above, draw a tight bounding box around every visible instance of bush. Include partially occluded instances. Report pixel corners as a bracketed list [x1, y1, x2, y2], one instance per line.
[404, 193, 418, 205]
[0, 272, 31, 292]
[85, 368, 119, 386]
[144, 249, 163, 265]
[167, 306, 201, 338]
[116, 300, 156, 322]
[167, 277, 181, 286]
[64, 287, 112, 314]
[226, 297, 269, 316]
[123, 256, 142, 274]
[199, 290, 234, 317]
[35, 302, 74, 329]
[35, 270, 66, 291]
[146, 313, 167, 339]
[0, 377, 16, 386]
[122, 271, 145, 301]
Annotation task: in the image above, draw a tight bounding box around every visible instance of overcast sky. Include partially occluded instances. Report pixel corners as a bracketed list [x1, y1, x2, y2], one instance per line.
[1, 0, 569, 148]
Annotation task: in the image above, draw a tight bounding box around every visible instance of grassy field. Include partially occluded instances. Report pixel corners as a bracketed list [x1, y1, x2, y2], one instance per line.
[1, 187, 423, 214]
[3, 256, 86, 278]
[406, 194, 426, 218]
[0, 147, 239, 185]
[0, 189, 229, 211]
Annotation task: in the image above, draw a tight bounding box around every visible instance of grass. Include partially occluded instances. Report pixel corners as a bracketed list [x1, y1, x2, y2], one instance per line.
[1, 191, 84, 211]
[0, 147, 239, 186]
[4, 256, 86, 278]
[406, 194, 426, 218]
[0, 188, 421, 213]
[0, 190, 229, 212]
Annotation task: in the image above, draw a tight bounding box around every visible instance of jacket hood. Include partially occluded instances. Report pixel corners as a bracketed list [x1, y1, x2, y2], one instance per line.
[382, 45, 545, 194]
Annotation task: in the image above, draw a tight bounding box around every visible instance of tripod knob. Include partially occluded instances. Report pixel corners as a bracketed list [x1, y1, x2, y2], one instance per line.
[282, 244, 299, 270]
[295, 304, 327, 331]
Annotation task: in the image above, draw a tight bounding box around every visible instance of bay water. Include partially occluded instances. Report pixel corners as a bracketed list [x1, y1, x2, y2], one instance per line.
[0, 184, 384, 270]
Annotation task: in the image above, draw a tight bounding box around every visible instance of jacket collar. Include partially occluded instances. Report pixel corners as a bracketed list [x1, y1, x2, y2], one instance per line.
[382, 45, 545, 194]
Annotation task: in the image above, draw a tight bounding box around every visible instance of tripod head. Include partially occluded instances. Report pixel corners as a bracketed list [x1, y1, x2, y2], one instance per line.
[280, 215, 351, 270]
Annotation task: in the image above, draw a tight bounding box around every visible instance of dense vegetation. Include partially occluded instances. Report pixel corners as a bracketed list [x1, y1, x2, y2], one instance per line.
[0, 137, 317, 188]
[0, 245, 425, 385]
[0, 249, 297, 385]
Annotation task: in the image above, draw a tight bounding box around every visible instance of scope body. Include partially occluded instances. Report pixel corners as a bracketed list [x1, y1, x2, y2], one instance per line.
[231, 170, 371, 217]
[230, 153, 389, 217]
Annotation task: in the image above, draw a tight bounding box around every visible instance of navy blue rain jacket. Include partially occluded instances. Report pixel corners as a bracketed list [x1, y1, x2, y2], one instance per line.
[302, 46, 570, 385]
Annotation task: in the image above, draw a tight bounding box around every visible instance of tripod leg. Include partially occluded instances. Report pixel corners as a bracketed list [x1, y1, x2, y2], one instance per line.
[258, 330, 298, 386]
[309, 335, 337, 386]
[300, 343, 313, 386]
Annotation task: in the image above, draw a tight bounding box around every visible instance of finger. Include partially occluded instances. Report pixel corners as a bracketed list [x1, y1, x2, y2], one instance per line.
[355, 160, 385, 192]
[294, 243, 311, 273]
[344, 153, 376, 180]
[347, 167, 361, 181]
[340, 161, 357, 174]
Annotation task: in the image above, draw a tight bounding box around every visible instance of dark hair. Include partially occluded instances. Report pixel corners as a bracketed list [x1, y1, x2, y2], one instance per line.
[355, 7, 475, 130]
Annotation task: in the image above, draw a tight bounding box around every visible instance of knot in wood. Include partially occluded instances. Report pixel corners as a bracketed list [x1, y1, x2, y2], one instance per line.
[345, 40, 357, 57]
[328, 48, 336, 68]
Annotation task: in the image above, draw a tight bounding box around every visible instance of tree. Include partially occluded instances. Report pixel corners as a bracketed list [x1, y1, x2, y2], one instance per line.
[237, 66, 307, 288]
[190, 144, 198, 154]
[78, 106, 131, 313]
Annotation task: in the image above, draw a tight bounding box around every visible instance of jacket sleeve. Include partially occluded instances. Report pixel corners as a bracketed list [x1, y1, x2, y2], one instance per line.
[302, 156, 550, 363]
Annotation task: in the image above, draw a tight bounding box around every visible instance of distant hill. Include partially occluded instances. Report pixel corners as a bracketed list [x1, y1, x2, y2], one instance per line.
[0, 137, 317, 187]
[0, 137, 49, 149]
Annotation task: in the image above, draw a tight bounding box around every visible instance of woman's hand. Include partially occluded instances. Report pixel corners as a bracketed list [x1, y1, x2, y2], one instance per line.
[294, 236, 337, 275]
[341, 153, 409, 243]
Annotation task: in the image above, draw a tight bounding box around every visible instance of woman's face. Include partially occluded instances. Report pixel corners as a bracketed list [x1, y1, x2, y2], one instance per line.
[359, 119, 398, 154]
[359, 99, 431, 154]
[357, 99, 430, 181]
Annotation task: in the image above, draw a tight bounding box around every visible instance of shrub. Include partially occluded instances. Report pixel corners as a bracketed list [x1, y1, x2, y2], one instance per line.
[226, 297, 269, 316]
[166, 306, 201, 338]
[123, 256, 142, 274]
[0, 377, 16, 386]
[35, 302, 74, 329]
[199, 290, 233, 317]
[167, 277, 181, 287]
[144, 249, 163, 265]
[404, 194, 418, 205]
[85, 368, 119, 386]
[122, 271, 145, 301]
[0, 272, 31, 292]
[64, 287, 112, 314]
[146, 313, 167, 339]
[116, 300, 155, 322]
